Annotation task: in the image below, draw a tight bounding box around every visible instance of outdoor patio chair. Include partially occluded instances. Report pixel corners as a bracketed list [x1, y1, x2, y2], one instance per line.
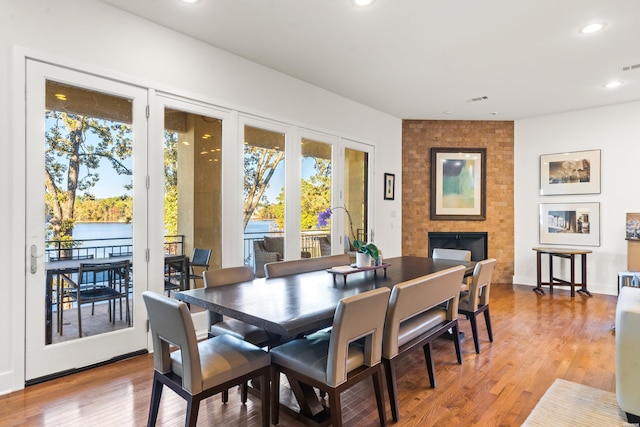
[65, 260, 131, 338]
[164, 255, 189, 296]
[189, 248, 211, 288]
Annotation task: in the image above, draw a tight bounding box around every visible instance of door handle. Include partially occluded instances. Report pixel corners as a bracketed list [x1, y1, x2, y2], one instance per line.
[30, 245, 38, 274]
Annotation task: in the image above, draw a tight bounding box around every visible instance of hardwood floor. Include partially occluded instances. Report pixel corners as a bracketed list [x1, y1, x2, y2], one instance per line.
[0, 284, 617, 426]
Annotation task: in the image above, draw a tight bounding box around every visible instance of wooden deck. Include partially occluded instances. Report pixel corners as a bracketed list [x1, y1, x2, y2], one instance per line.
[2, 283, 617, 426]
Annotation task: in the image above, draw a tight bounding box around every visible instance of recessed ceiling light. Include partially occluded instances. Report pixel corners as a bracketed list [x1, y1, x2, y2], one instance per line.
[353, 0, 374, 6]
[604, 80, 622, 89]
[579, 22, 606, 34]
[181, 0, 200, 4]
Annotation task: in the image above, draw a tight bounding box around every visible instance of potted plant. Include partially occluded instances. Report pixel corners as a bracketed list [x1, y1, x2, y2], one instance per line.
[353, 239, 379, 268]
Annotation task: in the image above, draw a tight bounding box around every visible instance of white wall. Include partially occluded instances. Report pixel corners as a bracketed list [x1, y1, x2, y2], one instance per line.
[0, 0, 402, 393]
[514, 101, 640, 295]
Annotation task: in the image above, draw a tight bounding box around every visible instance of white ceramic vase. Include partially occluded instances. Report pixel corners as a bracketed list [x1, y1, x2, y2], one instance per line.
[355, 252, 372, 268]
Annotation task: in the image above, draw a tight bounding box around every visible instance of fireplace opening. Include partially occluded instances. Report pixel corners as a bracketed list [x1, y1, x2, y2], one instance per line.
[428, 232, 488, 261]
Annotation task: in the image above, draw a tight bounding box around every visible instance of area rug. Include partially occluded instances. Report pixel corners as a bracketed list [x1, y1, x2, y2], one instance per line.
[522, 378, 635, 426]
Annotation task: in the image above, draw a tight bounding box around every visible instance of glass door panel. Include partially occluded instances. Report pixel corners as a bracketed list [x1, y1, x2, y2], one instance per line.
[243, 125, 285, 276]
[25, 61, 148, 381]
[301, 138, 333, 258]
[344, 147, 370, 244]
[163, 107, 222, 288]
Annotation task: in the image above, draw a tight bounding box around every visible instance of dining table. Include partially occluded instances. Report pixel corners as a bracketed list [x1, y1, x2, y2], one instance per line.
[174, 255, 475, 421]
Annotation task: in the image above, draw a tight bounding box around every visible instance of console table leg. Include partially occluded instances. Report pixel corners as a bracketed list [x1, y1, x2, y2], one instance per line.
[577, 253, 592, 296]
[535, 252, 545, 294]
[570, 254, 576, 297]
[549, 253, 554, 292]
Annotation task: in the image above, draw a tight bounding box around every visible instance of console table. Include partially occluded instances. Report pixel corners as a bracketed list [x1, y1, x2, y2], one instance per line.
[532, 247, 592, 297]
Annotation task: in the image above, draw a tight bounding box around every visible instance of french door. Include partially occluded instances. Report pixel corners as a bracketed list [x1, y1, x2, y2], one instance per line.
[340, 140, 374, 250]
[25, 61, 149, 381]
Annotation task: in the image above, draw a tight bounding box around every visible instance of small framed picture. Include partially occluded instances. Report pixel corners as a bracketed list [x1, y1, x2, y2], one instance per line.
[384, 173, 395, 200]
[540, 149, 601, 196]
[539, 202, 600, 246]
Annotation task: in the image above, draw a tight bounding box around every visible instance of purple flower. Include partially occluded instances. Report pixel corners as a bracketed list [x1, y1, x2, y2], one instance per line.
[317, 208, 332, 228]
[316, 206, 356, 240]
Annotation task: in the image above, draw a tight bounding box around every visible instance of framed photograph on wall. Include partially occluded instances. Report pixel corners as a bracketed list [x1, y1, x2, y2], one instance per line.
[627, 212, 640, 240]
[539, 202, 600, 246]
[430, 148, 486, 220]
[384, 173, 395, 200]
[539, 149, 601, 195]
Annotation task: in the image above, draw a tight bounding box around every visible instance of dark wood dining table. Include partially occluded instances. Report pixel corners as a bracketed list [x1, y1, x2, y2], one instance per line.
[174, 255, 475, 422]
[175, 255, 475, 339]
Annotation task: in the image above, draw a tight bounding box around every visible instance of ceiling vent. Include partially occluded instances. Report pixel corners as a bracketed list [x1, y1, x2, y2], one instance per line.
[622, 63, 640, 71]
[467, 96, 489, 103]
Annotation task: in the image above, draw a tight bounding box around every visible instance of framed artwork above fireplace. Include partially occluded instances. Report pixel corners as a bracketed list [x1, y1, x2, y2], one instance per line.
[430, 147, 486, 220]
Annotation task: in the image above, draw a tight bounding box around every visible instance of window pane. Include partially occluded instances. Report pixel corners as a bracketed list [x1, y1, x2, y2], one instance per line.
[301, 138, 332, 257]
[45, 80, 134, 343]
[243, 125, 285, 275]
[345, 147, 369, 242]
[164, 108, 222, 287]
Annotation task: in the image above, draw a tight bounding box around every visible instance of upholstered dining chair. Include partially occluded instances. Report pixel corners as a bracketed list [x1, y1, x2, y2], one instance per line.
[432, 248, 472, 262]
[458, 258, 497, 354]
[432, 248, 472, 291]
[204, 266, 272, 347]
[270, 287, 391, 427]
[204, 266, 274, 402]
[382, 265, 466, 422]
[264, 253, 351, 278]
[142, 291, 271, 427]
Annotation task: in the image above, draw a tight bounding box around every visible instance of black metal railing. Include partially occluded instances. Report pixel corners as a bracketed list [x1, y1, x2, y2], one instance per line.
[243, 230, 334, 267]
[46, 235, 185, 262]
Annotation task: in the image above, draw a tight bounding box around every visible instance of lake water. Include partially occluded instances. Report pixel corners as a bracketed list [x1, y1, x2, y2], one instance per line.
[72, 220, 277, 242]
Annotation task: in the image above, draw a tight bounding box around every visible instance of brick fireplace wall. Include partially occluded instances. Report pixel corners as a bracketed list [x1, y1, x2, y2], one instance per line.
[402, 120, 514, 284]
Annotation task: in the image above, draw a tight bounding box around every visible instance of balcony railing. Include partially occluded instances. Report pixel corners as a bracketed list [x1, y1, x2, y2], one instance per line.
[47, 229, 361, 265]
[45, 235, 185, 262]
[243, 229, 346, 267]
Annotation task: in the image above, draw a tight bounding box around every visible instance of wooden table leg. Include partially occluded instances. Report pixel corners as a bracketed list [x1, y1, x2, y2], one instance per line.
[287, 376, 326, 419]
[570, 254, 576, 297]
[534, 251, 544, 294]
[577, 253, 592, 296]
[549, 253, 554, 292]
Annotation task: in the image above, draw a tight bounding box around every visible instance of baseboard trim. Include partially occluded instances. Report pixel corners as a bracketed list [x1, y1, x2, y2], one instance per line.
[25, 349, 148, 387]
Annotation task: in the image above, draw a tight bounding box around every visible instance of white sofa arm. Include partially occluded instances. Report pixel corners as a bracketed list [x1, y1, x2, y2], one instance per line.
[615, 286, 640, 424]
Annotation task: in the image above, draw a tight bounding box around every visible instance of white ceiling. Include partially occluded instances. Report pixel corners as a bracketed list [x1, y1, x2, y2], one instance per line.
[98, 0, 640, 121]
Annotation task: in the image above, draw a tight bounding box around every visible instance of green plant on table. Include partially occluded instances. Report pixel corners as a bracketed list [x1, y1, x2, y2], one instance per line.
[352, 239, 379, 261]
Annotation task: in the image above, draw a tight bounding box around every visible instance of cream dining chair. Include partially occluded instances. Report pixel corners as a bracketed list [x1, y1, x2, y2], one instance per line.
[458, 258, 497, 354]
[142, 291, 271, 427]
[270, 287, 391, 427]
[432, 247, 472, 291]
[381, 265, 466, 421]
[204, 266, 272, 347]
